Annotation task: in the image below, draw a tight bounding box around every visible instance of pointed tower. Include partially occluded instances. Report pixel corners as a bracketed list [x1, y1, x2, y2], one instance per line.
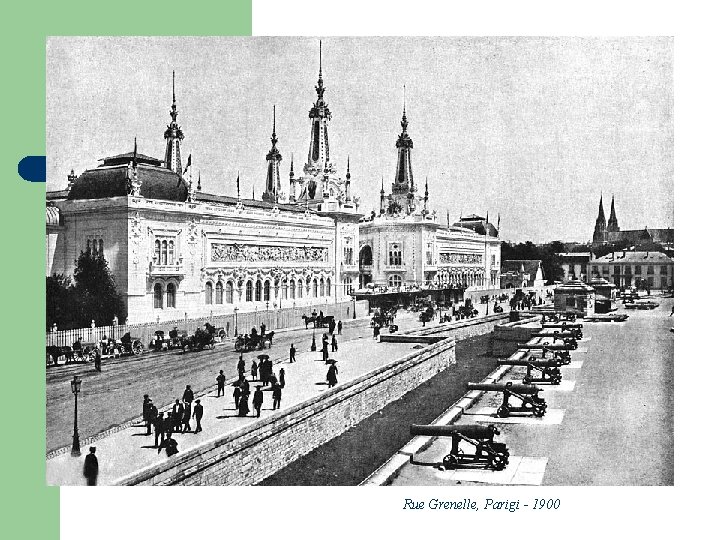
[345, 155, 351, 201]
[389, 87, 415, 215]
[307, 40, 331, 170]
[592, 194, 607, 244]
[164, 71, 185, 175]
[379, 176, 386, 215]
[607, 195, 620, 233]
[422, 176, 429, 213]
[288, 153, 296, 202]
[262, 106, 283, 203]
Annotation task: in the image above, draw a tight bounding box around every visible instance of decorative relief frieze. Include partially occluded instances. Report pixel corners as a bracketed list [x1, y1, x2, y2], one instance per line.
[439, 252, 483, 264]
[210, 243, 329, 263]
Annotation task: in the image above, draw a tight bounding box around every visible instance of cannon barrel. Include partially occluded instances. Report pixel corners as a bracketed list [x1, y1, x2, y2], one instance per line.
[531, 332, 576, 339]
[542, 323, 583, 329]
[517, 343, 572, 350]
[467, 382, 541, 394]
[497, 359, 562, 367]
[410, 423, 498, 439]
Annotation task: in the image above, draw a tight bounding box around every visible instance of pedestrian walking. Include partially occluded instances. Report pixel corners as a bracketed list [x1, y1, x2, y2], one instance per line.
[260, 322, 266, 336]
[181, 401, 192, 432]
[172, 399, 184, 432]
[233, 384, 242, 410]
[279, 367, 285, 388]
[337, 320, 342, 335]
[158, 433, 179, 457]
[373, 324, 380, 340]
[239, 380, 250, 417]
[237, 354, 245, 380]
[331, 334, 338, 352]
[94, 349, 102, 372]
[83, 447, 99, 486]
[182, 385, 194, 406]
[163, 412, 174, 439]
[326, 362, 339, 388]
[146, 400, 157, 435]
[192, 400, 204, 433]
[142, 394, 151, 432]
[217, 370, 226, 397]
[154, 412, 166, 447]
[253, 386, 264, 417]
[251, 360, 258, 380]
[268, 371, 278, 388]
[289, 343, 296, 363]
[272, 383, 282, 410]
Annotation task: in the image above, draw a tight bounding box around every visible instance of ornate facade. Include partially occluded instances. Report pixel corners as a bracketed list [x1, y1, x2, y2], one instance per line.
[46, 47, 361, 324]
[359, 105, 501, 292]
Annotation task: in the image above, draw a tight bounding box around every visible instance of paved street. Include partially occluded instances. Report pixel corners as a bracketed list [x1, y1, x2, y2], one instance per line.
[388, 296, 673, 486]
[46, 308, 460, 485]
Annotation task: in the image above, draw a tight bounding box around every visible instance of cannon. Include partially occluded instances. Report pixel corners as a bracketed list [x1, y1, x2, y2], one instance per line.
[497, 358, 563, 385]
[530, 332, 578, 349]
[410, 424, 509, 470]
[518, 345, 572, 364]
[467, 382, 547, 418]
[517, 342, 574, 353]
[542, 323, 583, 339]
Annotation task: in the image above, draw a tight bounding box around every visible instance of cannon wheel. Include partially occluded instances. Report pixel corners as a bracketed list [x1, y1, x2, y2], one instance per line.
[533, 404, 547, 417]
[442, 454, 459, 469]
[497, 405, 510, 418]
[132, 340, 144, 355]
[491, 453, 508, 471]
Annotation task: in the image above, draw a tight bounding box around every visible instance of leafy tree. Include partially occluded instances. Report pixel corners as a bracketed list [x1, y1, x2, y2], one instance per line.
[502, 240, 566, 285]
[46, 274, 73, 330]
[72, 249, 126, 327]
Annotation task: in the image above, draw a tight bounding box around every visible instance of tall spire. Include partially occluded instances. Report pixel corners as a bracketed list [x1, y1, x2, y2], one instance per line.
[389, 88, 415, 215]
[196, 171, 201, 191]
[607, 194, 620, 232]
[593, 193, 607, 244]
[263, 105, 283, 203]
[306, 40, 332, 169]
[164, 70, 184, 174]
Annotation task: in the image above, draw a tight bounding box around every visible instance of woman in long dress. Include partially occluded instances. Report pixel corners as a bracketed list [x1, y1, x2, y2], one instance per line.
[326, 362, 338, 388]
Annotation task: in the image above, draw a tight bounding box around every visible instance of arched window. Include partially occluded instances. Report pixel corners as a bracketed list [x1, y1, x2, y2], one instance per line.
[98, 239, 104, 255]
[359, 245, 373, 265]
[274, 279, 280, 299]
[289, 279, 296, 299]
[326, 279, 332, 297]
[161, 240, 168, 265]
[154, 283, 163, 309]
[312, 278, 318, 298]
[205, 282, 213, 304]
[226, 281, 234, 304]
[264, 280, 271, 302]
[168, 241, 175, 265]
[166, 283, 176, 308]
[92, 239, 98, 256]
[319, 277, 325, 297]
[246, 280, 253, 302]
[389, 275, 402, 288]
[282, 279, 288, 299]
[215, 282, 224, 304]
[297, 279, 304, 298]
[255, 280, 262, 302]
[155, 240, 161, 264]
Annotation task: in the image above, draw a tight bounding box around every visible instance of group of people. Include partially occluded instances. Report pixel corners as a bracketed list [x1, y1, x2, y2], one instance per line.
[232, 354, 286, 417]
[141, 387, 205, 457]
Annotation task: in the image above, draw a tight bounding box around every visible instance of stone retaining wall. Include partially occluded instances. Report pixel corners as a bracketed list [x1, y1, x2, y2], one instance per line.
[117, 337, 455, 486]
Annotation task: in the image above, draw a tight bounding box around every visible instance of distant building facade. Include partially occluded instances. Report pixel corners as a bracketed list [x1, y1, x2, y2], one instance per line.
[590, 250, 674, 290]
[500, 260, 545, 289]
[592, 194, 674, 250]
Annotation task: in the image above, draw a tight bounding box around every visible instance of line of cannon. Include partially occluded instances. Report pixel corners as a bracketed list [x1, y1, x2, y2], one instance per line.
[406, 317, 583, 472]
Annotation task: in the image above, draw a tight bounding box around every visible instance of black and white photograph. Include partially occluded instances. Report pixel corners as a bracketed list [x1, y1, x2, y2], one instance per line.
[45, 36, 673, 486]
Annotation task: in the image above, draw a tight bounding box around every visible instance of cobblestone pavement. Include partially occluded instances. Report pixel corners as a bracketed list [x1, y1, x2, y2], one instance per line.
[388, 297, 673, 486]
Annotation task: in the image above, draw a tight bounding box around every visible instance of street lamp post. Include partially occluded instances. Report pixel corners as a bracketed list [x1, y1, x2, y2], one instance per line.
[70, 375, 82, 457]
[234, 307, 239, 337]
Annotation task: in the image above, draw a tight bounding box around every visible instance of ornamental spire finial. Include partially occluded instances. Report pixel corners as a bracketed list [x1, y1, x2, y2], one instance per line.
[271, 105, 278, 147]
[170, 71, 178, 123]
[346, 155, 351, 180]
[401, 85, 408, 133]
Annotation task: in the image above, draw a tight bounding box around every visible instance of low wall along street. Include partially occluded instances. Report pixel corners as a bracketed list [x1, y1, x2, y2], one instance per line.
[117, 312, 510, 486]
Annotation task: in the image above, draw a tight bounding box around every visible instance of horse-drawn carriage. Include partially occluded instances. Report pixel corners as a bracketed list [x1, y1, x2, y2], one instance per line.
[179, 323, 222, 352]
[46, 342, 93, 366]
[418, 305, 435, 324]
[455, 300, 479, 319]
[372, 307, 396, 328]
[301, 313, 335, 329]
[235, 331, 275, 352]
[104, 332, 144, 357]
[148, 328, 187, 352]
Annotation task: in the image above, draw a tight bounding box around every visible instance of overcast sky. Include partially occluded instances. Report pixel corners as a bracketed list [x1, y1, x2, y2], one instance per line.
[46, 36, 672, 243]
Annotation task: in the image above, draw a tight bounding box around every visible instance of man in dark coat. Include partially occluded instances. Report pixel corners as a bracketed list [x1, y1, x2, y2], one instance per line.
[154, 412, 166, 447]
[272, 383, 282, 410]
[233, 384, 242, 410]
[237, 355, 245, 380]
[252, 386, 264, 417]
[83, 447, 99, 486]
[337, 320, 343, 335]
[279, 368, 285, 388]
[158, 433, 179, 457]
[163, 411, 174, 439]
[260, 322, 266, 336]
[172, 399, 184, 432]
[192, 400, 204, 433]
[216, 370, 226, 397]
[94, 349, 102, 372]
[146, 400, 157, 435]
[182, 385, 194, 406]
[331, 334, 338, 352]
[289, 343, 296, 363]
[326, 362, 339, 388]
[181, 401, 192, 432]
[142, 395, 151, 433]
[251, 360, 258, 380]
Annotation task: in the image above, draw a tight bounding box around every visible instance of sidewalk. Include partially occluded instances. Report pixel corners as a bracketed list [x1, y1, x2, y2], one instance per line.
[47, 310, 433, 485]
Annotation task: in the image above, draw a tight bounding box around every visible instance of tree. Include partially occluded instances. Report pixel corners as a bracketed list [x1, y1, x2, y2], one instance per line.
[46, 274, 73, 330]
[501, 240, 566, 285]
[72, 249, 126, 327]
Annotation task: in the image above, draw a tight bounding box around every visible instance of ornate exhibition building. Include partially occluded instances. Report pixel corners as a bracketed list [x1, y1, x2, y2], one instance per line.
[46, 47, 500, 325]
